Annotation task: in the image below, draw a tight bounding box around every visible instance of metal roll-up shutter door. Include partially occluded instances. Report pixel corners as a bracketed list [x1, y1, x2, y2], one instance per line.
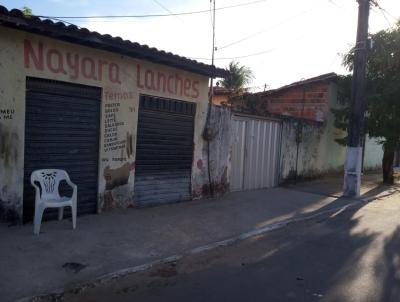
[23, 78, 101, 222]
[134, 95, 196, 206]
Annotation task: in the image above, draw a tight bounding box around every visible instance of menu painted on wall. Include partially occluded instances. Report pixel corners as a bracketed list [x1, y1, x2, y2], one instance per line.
[103, 102, 126, 153]
[0, 108, 14, 120]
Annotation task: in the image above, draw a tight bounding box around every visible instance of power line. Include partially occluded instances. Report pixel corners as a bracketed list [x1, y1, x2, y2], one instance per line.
[151, 0, 184, 23]
[191, 47, 277, 61]
[371, 1, 398, 28]
[327, 0, 353, 16]
[372, 6, 392, 28]
[36, 0, 269, 19]
[217, 2, 324, 51]
[371, 1, 398, 21]
[151, 0, 175, 15]
[49, 16, 79, 27]
[191, 33, 306, 61]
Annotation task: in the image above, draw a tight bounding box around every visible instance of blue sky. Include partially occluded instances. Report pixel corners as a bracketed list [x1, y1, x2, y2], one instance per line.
[2, 0, 399, 89]
[2, 0, 171, 16]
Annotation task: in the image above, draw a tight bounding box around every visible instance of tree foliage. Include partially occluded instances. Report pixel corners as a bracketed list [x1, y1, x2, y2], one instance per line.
[221, 61, 254, 92]
[333, 23, 400, 183]
[331, 75, 353, 146]
[21, 6, 32, 16]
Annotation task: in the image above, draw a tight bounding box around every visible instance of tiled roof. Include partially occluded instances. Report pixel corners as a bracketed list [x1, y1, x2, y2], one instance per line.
[257, 72, 338, 96]
[213, 86, 233, 95]
[0, 5, 228, 78]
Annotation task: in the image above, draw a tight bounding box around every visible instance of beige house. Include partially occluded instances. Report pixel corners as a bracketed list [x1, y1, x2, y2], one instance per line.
[0, 6, 227, 223]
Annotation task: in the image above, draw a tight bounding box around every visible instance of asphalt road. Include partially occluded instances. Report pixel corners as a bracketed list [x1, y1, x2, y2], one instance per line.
[58, 193, 400, 302]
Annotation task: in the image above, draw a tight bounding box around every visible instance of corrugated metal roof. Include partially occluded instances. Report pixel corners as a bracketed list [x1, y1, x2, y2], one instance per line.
[0, 5, 228, 78]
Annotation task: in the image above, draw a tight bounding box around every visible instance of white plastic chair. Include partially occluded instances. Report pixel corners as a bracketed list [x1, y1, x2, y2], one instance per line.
[31, 169, 77, 235]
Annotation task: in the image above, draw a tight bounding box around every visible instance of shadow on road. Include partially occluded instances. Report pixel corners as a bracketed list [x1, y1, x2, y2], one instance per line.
[56, 192, 400, 302]
[377, 226, 400, 302]
[284, 171, 400, 199]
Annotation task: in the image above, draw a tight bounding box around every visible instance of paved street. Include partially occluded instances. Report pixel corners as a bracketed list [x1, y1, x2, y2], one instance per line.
[0, 185, 360, 302]
[55, 192, 400, 302]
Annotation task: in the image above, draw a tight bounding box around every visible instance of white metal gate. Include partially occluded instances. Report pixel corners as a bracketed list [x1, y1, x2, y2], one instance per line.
[230, 116, 281, 191]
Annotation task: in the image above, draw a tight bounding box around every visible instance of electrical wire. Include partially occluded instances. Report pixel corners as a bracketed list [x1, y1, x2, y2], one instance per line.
[49, 16, 79, 27]
[35, 0, 269, 19]
[190, 47, 276, 61]
[372, 6, 392, 28]
[151, 0, 184, 23]
[217, 2, 324, 51]
[371, 1, 398, 29]
[371, 1, 398, 21]
[191, 33, 309, 61]
[39, 0, 374, 68]
[151, 0, 175, 15]
[327, 0, 353, 16]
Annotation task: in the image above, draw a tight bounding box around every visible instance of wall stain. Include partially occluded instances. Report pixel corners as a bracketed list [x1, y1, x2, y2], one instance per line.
[0, 192, 21, 225]
[196, 159, 203, 170]
[126, 132, 133, 158]
[103, 162, 132, 190]
[0, 124, 19, 167]
[102, 191, 116, 210]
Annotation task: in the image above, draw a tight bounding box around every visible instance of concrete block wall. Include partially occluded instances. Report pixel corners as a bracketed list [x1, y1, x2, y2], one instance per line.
[279, 82, 383, 182]
[261, 83, 329, 122]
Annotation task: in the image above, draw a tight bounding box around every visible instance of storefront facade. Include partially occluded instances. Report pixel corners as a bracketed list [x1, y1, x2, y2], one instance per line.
[0, 8, 226, 223]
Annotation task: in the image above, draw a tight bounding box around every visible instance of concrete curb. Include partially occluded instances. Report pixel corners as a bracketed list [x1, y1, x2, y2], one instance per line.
[17, 197, 369, 302]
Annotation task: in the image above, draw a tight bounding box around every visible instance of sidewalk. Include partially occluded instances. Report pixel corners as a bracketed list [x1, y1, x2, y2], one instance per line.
[0, 181, 394, 302]
[284, 172, 400, 200]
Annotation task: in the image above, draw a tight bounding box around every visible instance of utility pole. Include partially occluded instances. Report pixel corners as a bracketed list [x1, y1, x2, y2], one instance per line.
[343, 0, 370, 197]
[209, 0, 216, 104]
[204, 0, 216, 197]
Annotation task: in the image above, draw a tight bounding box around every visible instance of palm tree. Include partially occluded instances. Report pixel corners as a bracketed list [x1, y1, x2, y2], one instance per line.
[220, 61, 254, 93]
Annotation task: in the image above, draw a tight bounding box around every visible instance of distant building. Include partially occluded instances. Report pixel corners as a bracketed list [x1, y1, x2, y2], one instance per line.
[211, 85, 233, 106]
[229, 73, 383, 184]
[231, 73, 338, 122]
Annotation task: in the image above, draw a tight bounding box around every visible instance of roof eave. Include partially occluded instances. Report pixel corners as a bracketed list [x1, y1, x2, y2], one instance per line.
[0, 7, 227, 78]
